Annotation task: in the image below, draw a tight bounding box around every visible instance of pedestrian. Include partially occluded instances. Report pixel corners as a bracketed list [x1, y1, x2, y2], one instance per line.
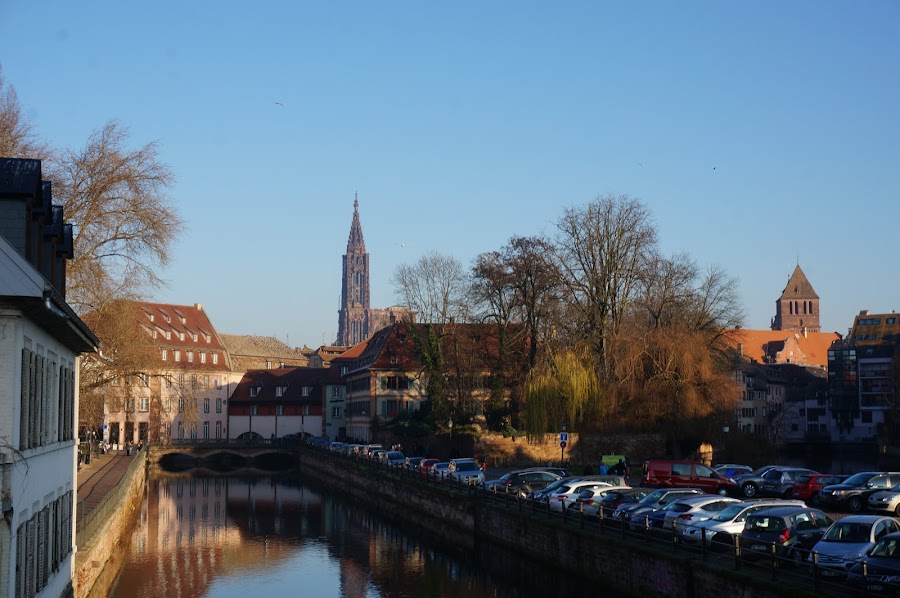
[598, 461, 608, 475]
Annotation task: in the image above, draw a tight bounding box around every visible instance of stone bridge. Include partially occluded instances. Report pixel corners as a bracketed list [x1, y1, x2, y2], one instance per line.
[148, 440, 301, 471]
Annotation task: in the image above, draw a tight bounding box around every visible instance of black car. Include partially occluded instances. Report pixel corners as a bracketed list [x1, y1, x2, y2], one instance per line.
[484, 469, 562, 496]
[739, 505, 833, 565]
[821, 472, 900, 513]
[732, 465, 787, 498]
[759, 467, 818, 498]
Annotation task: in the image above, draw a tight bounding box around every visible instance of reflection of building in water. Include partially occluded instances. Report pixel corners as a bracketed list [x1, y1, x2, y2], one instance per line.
[115, 476, 322, 597]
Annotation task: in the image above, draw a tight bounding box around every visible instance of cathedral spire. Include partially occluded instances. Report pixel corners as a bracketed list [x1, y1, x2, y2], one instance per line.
[347, 195, 365, 250]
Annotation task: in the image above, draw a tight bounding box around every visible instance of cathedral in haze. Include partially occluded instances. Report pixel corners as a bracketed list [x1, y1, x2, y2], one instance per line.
[336, 196, 412, 346]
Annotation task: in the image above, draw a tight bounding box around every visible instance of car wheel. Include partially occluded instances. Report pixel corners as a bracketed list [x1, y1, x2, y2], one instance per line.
[848, 496, 863, 513]
[742, 482, 758, 498]
[716, 487, 728, 496]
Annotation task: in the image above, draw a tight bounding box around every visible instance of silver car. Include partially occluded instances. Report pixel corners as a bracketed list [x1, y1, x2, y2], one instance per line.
[869, 486, 900, 515]
[809, 515, 900, 579]
[681, 499, 806, 545]
[663, 495, 740, 535]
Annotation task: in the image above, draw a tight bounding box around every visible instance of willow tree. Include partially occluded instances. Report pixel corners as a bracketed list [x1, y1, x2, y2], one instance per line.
[524, 344, 601, 440]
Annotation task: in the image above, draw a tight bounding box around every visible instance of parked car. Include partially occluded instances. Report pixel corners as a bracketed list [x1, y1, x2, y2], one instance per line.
[869, 484, 900, 516]
[731, 465, 787, 498]
[847, 531, 900, 594]
[528, 474, 627, 501]
[447, 458, 485, 485]
[572, 486, 641, 518]
[714, 464, 754, 480]
[431, 462, 451, 478]
[361, 444, 384, 458]
[664, 494, 740, 535]
[591, 488, 652, 517]
[546, 480, 614, 512]
[486, 470, 562, 497]
[418, 458, 440, 476]
[738, 506, 833, 565]
[808, 515, 900, 580]
[614, 487, 705, 524]
[821, 472, 900, 513]
[526, 475, 573, 501]
[641, 460, 737, 495]
[759, 467, 818, 498]
[682, 499, 806, 546]
[790, 474, 848, 505]
[385, 451, 406, 467]
[404, 456, 425, 471]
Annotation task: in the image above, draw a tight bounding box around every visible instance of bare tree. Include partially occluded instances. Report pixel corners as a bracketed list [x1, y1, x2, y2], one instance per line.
[392, 251, 468, 325]
[553, 194, 657, 371]
[54, 121, 183, 313]
[0, 67, 50, 159]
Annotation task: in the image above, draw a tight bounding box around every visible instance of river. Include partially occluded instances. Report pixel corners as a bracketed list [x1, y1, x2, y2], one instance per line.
[108, 472, 612, 598]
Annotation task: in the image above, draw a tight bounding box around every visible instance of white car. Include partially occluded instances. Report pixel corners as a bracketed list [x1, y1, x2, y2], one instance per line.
[868, 486, 900, 515]
[448, 459, 485, 485]
[809, 515, 900, 579]
[567, 486, 632, 517]
[681, 499, 805, 545]
[547, 480, 613, 512]
[663, 495, 740, 535]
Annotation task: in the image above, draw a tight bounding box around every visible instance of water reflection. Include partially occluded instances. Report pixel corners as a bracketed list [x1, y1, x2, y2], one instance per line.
[110, 473, 610, 598]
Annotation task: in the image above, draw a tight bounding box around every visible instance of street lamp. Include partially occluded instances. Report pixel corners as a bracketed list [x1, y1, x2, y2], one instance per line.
[560, 422, 568, 467]
[722, 425, 730, 464]
[448, 419, 453, 441]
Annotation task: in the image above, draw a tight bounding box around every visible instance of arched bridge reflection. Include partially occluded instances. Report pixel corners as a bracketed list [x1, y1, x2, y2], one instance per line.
[149, 440, 300, 473]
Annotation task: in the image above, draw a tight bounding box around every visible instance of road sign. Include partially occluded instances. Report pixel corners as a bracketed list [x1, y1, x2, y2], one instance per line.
[560, 432, 569, 442]
[560, 441, 567, 448]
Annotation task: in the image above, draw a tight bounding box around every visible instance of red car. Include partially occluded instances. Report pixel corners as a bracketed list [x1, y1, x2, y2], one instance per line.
[418, 458, 440, 477]
[790, 473, 848, 505]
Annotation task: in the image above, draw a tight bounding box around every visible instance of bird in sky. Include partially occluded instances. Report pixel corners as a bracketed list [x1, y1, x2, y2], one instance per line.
[638, 162, 645, 168]
[274, 100, 284, 107]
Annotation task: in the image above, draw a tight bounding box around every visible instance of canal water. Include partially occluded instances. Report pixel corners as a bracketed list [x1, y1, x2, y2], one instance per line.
[109, 472, 615, 598]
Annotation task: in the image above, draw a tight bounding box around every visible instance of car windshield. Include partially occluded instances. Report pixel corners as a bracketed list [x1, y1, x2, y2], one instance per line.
[842, 473, 874, 486]
[540, 479, 569, 493]
[712, 505, 745, 522]
[641, 490, 667, 504]
[455, 462, 479, 472]
[869, 538, 900, 558]
[748, 466, 773, 476]
[823, 521, 872, 543]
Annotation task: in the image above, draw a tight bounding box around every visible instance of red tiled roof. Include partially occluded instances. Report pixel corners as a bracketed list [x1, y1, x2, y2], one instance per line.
[729, 328, 840, 368]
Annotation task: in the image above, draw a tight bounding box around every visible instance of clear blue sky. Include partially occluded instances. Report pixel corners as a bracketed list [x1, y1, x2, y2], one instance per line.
[2, 1, 898, 348]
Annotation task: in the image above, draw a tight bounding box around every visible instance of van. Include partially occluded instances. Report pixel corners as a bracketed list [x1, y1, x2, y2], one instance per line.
[642, 460, 738, 495]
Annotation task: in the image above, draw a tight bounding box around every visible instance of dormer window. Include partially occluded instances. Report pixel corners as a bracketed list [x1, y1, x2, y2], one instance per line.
[204, 334, 211, 343]
[165, 331, 171, 340]
[165, 315, 171, 323]
[302, 386, 311, 396]
[149, 314, 154, 322]
[390, 356, 398, 364]
[152, 329, 158, 339]
[179, 332, 185, 341]
[250, 386, 261, 397]
[275, 386, 287, 397]
[340, 366, 348, 375]
[181, 317, 187, 325]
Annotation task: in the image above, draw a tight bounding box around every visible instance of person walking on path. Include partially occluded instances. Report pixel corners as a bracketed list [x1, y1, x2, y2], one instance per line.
[598, 461, 608, 475]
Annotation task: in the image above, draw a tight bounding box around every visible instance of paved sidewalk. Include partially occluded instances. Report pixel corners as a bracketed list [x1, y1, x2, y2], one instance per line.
[76, 450, 139, 523]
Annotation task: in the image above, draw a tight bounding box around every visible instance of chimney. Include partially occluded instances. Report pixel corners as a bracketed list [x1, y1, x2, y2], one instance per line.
[194, 303, 203, 311]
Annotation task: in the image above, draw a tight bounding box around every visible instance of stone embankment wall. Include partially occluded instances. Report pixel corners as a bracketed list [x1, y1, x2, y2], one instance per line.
[474, 432, 665, 468]
[298, 448, 800, 598]
[73, 453, 146, 598]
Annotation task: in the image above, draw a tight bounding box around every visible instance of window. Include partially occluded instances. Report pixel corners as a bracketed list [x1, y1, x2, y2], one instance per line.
[192, 333, 198, 342]
[250, 405, 258, 416]
[212, 353, 218, 365]
[332, 387, 342, 399]
[178, 398, 185, 412]
[162, 349, 168, 361]
[153, 329, 158, 339]
[390, 356, 398, 364]
[165, 398, 172, 412]
[165, 331, 171, 340]
[203, 421, 209, 439]
[191, 375, 197, 388]
[179, 332, 185, 341]
[178, 373, 185, 386]
[216, 398, 222, 413]
[302, 386, 311, 396]
[165, 375, 172, 388]
[332, 406, 342, 418]
[276, 405, 284, 416]
[266, 360, 272, 369]
[200, 352, 206, 364]
[205, 334, 211, 343]
[139, 397, 149, 412]
[215, 421, 222, 439]
[341, 366, 348, 375]
[187, 351, 194, 363]
[203, 375, 209, 389]
[275, 386, 286, 397]
[250, 386, 260, 397]
[204, 398, 210, 413]
[174, 350, 181, 362]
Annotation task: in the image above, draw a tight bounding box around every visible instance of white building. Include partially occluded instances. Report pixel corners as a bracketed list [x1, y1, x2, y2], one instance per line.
[0, 158, 99, 598]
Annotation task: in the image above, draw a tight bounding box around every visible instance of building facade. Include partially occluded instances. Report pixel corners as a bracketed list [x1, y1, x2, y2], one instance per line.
[0, 158, 99, 598]
[228, 367, 327, 439]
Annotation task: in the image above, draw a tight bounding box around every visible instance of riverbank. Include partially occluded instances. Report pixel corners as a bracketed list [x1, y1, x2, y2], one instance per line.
[73, 450, 146, 598]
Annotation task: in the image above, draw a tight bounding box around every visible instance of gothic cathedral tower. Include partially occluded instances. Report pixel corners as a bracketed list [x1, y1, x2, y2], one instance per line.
[771, 265, 820, 333]
[337, 196, 371, 346]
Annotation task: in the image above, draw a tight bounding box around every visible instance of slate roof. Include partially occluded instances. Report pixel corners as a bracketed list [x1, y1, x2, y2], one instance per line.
[778, 265, 819, 300]
[220, 334, 310, 360]
[230, 367, 332, 403]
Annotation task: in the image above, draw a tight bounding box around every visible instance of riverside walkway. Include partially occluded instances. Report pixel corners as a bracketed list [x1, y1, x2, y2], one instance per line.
[75, 449, 139, 529]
